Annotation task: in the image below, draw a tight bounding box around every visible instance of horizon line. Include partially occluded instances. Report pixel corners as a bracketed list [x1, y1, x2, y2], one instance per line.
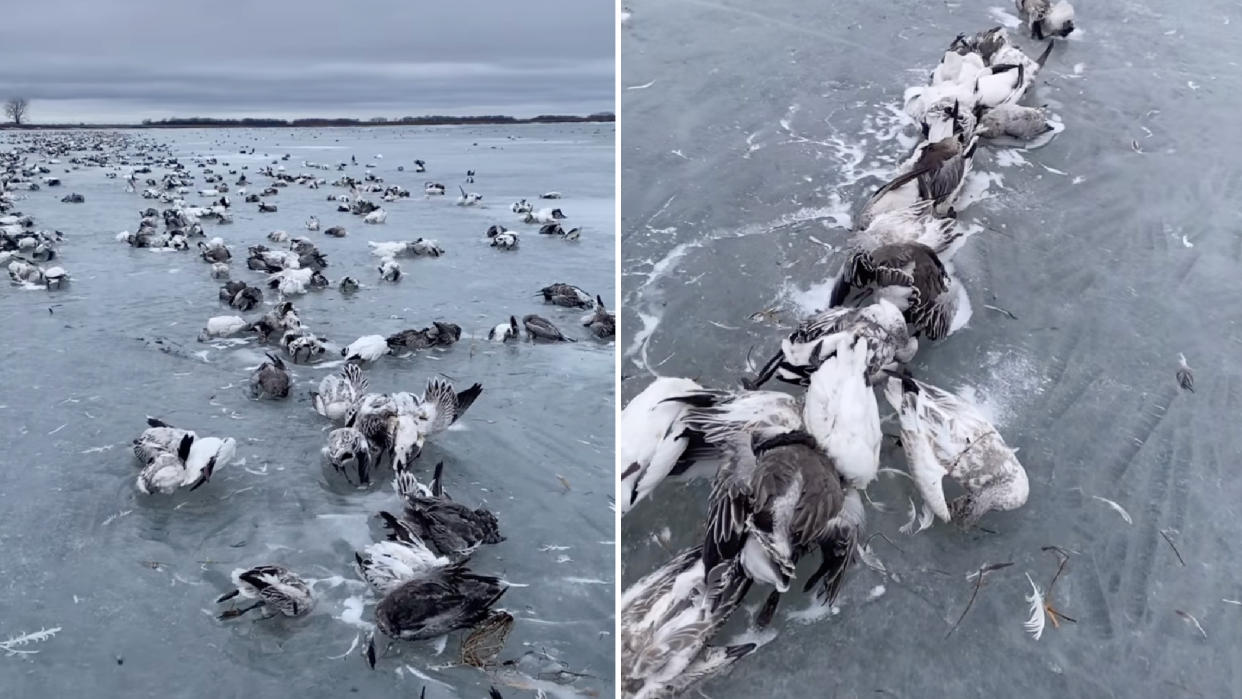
[0, 112, 616, 129]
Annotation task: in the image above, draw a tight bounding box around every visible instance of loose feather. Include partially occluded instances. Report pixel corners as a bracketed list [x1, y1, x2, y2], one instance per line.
[1023, 572, 1045, 640]
[1090, 495, 1132, 524]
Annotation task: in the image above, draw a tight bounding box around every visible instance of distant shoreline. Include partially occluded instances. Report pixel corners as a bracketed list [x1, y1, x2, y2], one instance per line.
[0, 113, 615, 131]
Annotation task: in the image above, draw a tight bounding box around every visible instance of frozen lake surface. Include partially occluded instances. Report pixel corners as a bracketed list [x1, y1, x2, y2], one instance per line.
[1, 123, 615, 697]
[622, 1, 1242, 697]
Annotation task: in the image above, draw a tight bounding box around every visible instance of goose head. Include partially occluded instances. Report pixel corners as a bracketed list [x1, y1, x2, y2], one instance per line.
[388, 414, 424, 471]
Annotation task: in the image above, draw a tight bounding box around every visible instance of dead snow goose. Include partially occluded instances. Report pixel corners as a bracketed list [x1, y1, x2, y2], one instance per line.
[523, 314, 574, 342]
[216, 565, 313, 619]
[342, 334, 391, 362]
[312, 363, 369, 423]
[249, 352, 291, 399]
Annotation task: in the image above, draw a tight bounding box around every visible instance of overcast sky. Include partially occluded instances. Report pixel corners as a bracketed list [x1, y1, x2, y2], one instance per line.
[0, 1, 614, 124]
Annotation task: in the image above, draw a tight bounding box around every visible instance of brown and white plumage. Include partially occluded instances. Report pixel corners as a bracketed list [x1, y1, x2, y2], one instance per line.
[911, 136, 977, 213]
[621, 547, 756, 699]
[583, 295, 616, 339]
[1016, 0, 1076, 39]
[323, 426, 374, 486]
[311, 363, 369, 422]
[668, 390, 853, 600]
[216, 565, 313, 619]
[977, 103, 1055, 141]
[830, 242, 969, 341]
[370, 564, 506, 644]
[539, 282, 594, 308]
[488, 316, 520, 343]
[523, 314, 574, 342]
[883, 374, 1029, 526]
[249, 353, 290, 399]
[747, 298, 916, 389]
[355, 539, 450, 595]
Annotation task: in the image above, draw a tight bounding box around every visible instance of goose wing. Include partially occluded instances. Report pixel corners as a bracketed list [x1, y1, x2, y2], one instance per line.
[421, 377, 483, 434]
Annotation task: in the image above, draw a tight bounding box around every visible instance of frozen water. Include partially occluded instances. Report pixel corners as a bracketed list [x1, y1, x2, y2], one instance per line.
[622, 1, 1242, 697]
[0, 123, 614, 697]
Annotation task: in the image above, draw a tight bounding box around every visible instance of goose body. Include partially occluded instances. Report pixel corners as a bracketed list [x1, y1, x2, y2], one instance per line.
[850, 201, 968, 259]
[200, 315, 248, 339]
[855, 167, 926, 231]
[342, 334, 391, 362]
[216, 565, 313, 618]
[8, 260, 46, 286]
[355, 539, 450, 595]
[226, 284, 263, 311]
[266, 267, 320, 296]
[490, 231, 518, 249]
[388, 379, 483, 470]
[363, 208, 387, 224]
[399, 491, 504, 558]
[521, 208, 564, 224]
[368, 241, 409, 258]
[304, 216, 319, 231]
[831, 242, 969, 341]
[135, 425, 234, 495]
[378, 257, 401, 281]
[621, 547, 755, 699]
[133, 417, 195, 464]
[670, 388, 860, 607]
[323, 426, 374, 485]
[249, 353, 291, 399]
[386, 322, 461, 351]
[909, 135, 977, 213]
[583, 295, 615, 339]
[312, 363, 369, 422]
[137, 447, 196, 495]
[718, 433, 846, 595]
[749, 298, 915, 389]
[930, 49, 986, 87]
[183, 435, 237, 487]
[974, 63, 1026, 108]
[346, 392, 398, 455]
[408, 239, 444, 257]
[803, 338, 881, 490]
[883, 375, 1028, 525]
[198, 238, 230, 263]
[372, 565, 506, 643]
[1017, 0, 1075, 39]
[522, 314, 573, 342]
[488, 316, 520, 342]
[619, 377, 704, 515]
[210, 262, 230, 279]
[539, 282, 594, 308]
[978, 103, 1055, 141]
[284, 331, 328, 364]
[42, 266, 67, 288]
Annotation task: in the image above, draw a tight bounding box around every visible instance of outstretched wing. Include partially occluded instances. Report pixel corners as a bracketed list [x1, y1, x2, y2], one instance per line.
[422, 377, 482, 434]
[341, 362, 368, 395]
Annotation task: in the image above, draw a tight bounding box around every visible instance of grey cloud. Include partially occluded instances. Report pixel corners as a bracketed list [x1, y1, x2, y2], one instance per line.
[0, 0, 615, 123]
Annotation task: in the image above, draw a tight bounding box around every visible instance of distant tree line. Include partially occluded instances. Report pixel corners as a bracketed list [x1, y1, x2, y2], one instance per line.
[138, 113, 616, 128]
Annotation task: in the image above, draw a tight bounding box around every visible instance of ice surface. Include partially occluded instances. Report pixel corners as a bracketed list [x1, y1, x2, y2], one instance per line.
[622, 0, 1242, 696]
[0, 123, 614, 696]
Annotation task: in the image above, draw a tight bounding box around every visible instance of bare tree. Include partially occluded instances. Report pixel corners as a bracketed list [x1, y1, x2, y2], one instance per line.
[5, 98, 29, 125]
